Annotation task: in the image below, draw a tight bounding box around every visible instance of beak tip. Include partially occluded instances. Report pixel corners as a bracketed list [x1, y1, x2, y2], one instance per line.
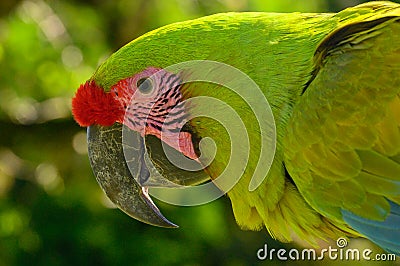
[122, 207, 179, 228]
[137, 186, 179, 228]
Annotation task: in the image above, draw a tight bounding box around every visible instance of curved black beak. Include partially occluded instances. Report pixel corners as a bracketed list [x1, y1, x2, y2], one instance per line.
[87, 124, 178, 228]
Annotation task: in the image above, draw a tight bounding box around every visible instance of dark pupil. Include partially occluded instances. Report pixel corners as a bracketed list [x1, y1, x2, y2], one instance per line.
[137, 78, 152, 94]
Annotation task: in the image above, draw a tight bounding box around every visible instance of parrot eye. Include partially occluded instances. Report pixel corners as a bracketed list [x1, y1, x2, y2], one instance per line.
[137, 77, 153, 94]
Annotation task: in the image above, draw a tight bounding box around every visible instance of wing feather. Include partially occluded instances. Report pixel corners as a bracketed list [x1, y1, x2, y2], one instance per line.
[284, 3, 400, 249]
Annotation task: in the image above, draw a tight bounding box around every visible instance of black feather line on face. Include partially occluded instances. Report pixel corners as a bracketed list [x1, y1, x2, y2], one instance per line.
[181, 122, 201, 156]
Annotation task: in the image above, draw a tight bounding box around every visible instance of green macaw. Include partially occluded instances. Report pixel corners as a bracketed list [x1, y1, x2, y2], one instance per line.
[72, 1, 400, 255]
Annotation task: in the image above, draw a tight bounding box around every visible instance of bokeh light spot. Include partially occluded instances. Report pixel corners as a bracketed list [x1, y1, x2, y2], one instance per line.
[72, 131, 88, 155]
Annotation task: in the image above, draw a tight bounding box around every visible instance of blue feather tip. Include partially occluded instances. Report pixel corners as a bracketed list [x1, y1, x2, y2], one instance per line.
[342, 200, 400, 256]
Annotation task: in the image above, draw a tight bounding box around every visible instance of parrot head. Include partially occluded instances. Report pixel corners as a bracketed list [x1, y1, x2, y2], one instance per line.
[72, 54, 211, 227]
[72, 67, 198, 160]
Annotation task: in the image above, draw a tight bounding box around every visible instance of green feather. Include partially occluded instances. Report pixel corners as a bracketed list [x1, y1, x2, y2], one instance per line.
[284, 1, 400, 230]
[89, 1, 400, 244]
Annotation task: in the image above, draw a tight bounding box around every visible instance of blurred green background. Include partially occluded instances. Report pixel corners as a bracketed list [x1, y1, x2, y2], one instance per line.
[1, 0, 399, 265]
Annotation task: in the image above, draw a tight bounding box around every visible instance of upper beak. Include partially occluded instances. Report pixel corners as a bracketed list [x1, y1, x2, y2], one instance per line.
[87, 124, 177, 228]
[87, 124, 209, 228]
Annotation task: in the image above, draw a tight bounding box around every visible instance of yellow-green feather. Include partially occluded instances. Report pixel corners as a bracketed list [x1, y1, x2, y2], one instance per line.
[284, 1, 400, 230]
[90, 1, 400, 245]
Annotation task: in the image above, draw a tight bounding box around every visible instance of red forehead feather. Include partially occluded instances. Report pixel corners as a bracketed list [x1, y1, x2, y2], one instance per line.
[71, 81, 124, 127]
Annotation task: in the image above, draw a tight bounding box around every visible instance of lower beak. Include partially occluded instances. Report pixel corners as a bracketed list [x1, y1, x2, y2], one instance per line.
[87, 124, 178, 228]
